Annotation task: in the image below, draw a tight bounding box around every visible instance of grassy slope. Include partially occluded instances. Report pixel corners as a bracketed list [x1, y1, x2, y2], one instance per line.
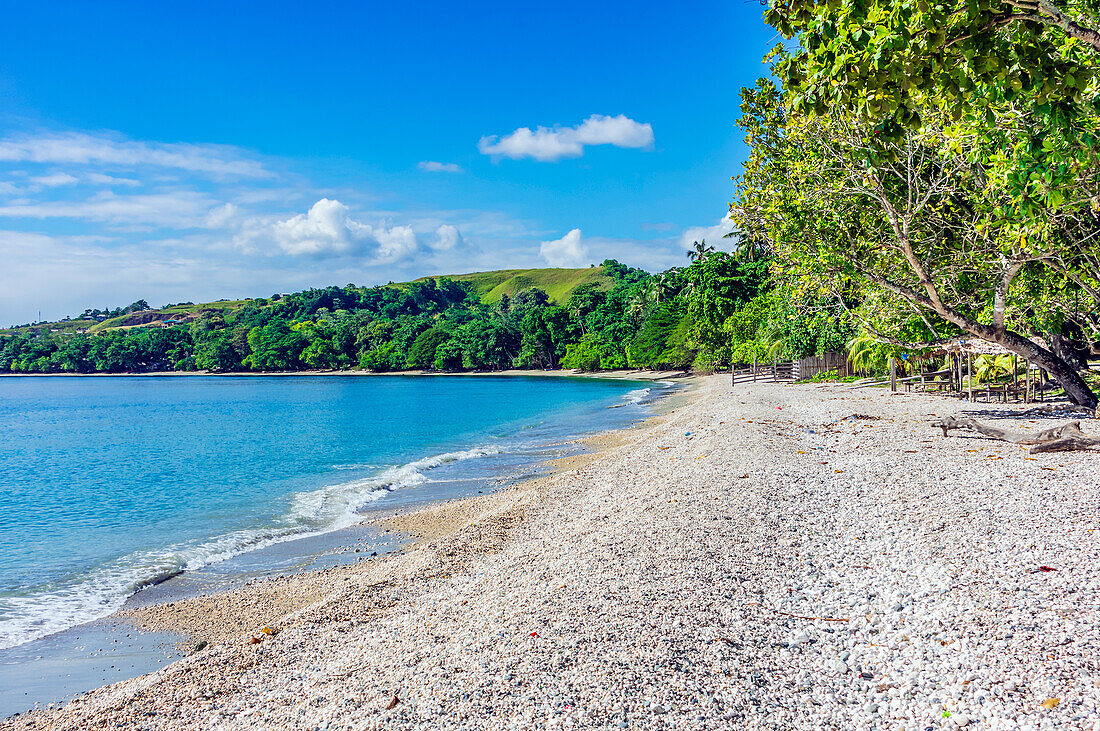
[2, 319, 97, 336]
[89, 300, 251, 332]
[409, 266, 612, 304]
[2, 268, 611, 336]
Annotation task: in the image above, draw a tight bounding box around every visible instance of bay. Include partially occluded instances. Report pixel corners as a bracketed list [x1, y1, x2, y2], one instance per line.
[0, 374, 664, 651]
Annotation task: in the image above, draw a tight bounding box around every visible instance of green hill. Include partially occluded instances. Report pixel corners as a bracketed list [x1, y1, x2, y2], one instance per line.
[408, 266, 612, 304]
[4, 267, 613, 335]
[89, 299, 251, 332]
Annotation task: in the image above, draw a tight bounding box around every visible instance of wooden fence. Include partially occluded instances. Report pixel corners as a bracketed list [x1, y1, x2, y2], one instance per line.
[792, 351, 852, 381]
[731, 352, 854, 385]
[730, 360, 794, 384]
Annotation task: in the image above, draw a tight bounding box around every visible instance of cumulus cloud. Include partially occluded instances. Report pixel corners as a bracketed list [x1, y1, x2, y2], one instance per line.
[30, 172, 78, 187]
[479, 114, 654, 162]
[272, 198, 421, 262]
[431, 224, 462, 251]
[0, 132, 268, 177]
[677, 214, 736, 252]
[539, 229, 589, 267]
[417, 161, 462, 173]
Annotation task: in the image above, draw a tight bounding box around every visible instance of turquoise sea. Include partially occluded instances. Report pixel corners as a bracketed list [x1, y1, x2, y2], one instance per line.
[0, 375, 666, 652]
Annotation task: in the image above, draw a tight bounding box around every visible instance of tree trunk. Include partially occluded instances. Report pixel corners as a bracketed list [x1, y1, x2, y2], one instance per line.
[977, 328, 1098, 410]
[1052, 331, 1089, 371]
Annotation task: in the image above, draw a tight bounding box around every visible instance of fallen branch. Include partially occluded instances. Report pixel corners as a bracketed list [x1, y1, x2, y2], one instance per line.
[934, 415, 1100, 453]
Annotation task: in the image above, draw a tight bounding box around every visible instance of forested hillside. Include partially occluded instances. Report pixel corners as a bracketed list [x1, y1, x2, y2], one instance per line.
[0, 255, 849, 375]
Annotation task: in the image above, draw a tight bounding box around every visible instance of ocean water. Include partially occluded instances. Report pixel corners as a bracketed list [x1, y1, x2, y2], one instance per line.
[0, 375, 665, 652]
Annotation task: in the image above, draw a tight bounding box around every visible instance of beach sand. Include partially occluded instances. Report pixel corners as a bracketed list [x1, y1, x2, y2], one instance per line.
[5, 375, 1099, 729]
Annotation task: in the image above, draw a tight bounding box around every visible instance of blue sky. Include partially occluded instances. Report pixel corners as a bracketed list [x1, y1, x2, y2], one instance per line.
[0, 1, 777, 324]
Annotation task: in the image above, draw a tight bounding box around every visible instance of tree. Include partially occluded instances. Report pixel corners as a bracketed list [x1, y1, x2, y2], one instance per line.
[561, 334, 602, 371]
[194, 332, 241, 371]
[975, 354, 1018, 382]
[766, 0, 1100, 129]
[454, 319, 518, 369]
[627, 302, 687, 368]
[510, 287, 551, 311]
[764, 0, 1100, 251]
[243, 322, 307, 371]
[407, 327, 451, 369]
[433, 338, 464, 370]
[732, 78, 1099, 407]
[686, 239, 716, 262]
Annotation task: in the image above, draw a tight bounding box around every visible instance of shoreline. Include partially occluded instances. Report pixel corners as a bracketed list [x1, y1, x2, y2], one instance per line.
[0, 368, 692, 380]
[116, 380, 695, 654]
[6, 376, 1099, 729]
[0, 377, 689, 718]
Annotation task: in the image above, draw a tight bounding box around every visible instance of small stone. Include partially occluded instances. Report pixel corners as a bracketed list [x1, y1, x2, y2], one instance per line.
[952, 715, 970, 727]
[831, 661, 848, 674]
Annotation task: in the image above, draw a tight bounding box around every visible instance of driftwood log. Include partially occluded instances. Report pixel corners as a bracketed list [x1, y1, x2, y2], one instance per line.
[934, 416, 1100, 453]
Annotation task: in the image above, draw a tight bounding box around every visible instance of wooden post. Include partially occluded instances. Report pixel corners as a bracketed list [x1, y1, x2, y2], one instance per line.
[1012, 355, 1018, 402]
[889, 357, 897, 392]
[967, 353, 973, 401]
[753, 353, 757, 383]
[1025, 360, 1031, 403]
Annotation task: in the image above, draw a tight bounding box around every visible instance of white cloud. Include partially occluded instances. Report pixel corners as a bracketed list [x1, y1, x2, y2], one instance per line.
[30, 172, 78, 187]
[539, 229, 589, 267]
[417, 161, 462, 173]
[0, 190, 221, 228]
[431, 224, 462, 251]
[273, 198, 419, 262]
[678, 214, 736, 252]
[87, 172, 141, 187]
[0, 132, 268, 178]
[205, 202, 240, 229]
[478, 114, 654, 162]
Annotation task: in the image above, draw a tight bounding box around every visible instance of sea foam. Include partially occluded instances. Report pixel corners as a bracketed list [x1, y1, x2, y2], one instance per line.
[0, 445, 499, 651]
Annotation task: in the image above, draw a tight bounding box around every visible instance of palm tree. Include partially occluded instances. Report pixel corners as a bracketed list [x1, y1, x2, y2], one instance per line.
[974, 354, 1015, 383]
[723, 230, 769, 262]
[686, 239, 715, 262]
[847, 333, 903, 374]
[644, 272, 676, 306]
[626, 291, 647, 324]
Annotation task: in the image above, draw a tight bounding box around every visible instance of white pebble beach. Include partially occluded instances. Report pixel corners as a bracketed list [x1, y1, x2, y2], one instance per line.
[5, 374, 1099, 730]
